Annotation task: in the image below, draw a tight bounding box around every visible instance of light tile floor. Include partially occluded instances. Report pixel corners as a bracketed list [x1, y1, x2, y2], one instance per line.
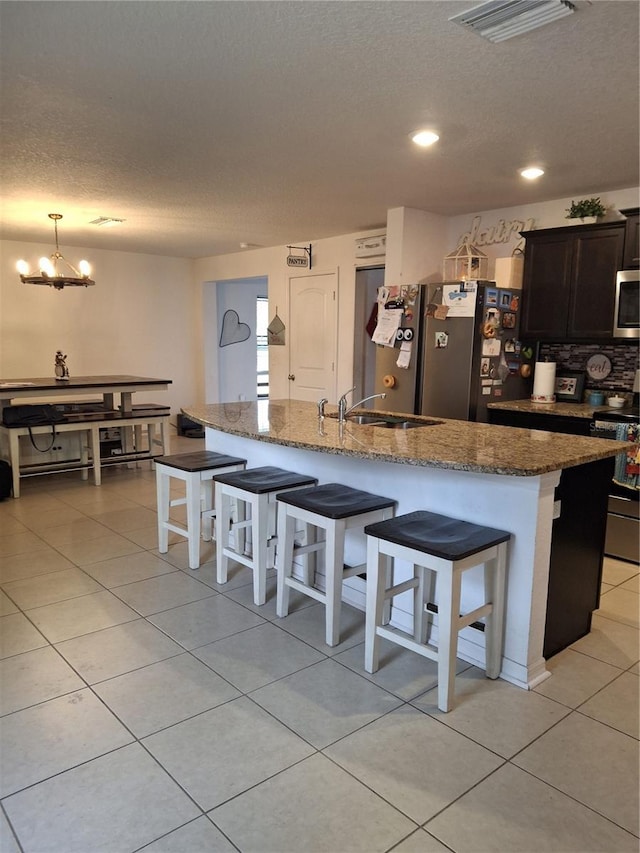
[0, 435, 638, 853]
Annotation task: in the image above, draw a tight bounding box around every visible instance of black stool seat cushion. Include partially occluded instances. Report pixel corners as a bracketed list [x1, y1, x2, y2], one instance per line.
[365, 510, 510, 561]
[277, 483, 396, 519]
[213, 466, 316, 494]
[155, 451, 246, 473]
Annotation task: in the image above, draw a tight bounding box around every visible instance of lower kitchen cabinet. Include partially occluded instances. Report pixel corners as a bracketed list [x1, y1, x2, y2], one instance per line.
[488, 407, 611, 657]
[544, 457, 612, 658]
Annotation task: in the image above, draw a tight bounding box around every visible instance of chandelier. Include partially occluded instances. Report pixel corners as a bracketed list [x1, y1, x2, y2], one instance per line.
[17, 214, 95, 290]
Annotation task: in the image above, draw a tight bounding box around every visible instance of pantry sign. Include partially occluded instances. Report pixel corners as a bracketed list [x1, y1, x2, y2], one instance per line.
[286, 244, 312, 270]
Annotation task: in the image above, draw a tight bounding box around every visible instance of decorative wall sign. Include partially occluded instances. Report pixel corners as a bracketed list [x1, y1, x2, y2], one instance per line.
[286, 244, 312, 269]
[267, 312, 286, 346]
[586, 353, 612, 380]
[458, 215, 536, 253]
[219, 309, 251, 347]
[555, 371, 586, 402]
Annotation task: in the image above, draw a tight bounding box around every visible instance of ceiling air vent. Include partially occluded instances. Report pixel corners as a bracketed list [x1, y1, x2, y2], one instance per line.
[89, 217, 126, 227]
[449, 0, 575, 43]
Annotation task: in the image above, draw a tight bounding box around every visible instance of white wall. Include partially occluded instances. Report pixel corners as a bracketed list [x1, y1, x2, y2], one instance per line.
[0, 239, 197, 418]
[446, 186, 640, 274]
[194, 229, 385, 403]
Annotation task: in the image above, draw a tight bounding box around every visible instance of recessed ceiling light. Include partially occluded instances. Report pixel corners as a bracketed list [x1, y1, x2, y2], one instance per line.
[520, 167, 545, 180]
[411, 130, 440, 147]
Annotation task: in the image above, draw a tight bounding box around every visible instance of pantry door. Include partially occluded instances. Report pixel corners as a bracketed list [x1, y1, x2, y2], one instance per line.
[288, 272, 337, 402]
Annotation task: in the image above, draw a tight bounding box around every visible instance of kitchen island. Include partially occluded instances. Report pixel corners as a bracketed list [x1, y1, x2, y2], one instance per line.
[182, 399, 630, 690]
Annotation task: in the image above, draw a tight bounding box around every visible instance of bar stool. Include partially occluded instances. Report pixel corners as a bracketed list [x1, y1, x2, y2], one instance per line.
[155, 451, 246, 570]
[214, 466, 317, 606]
[364, 510, 510, 712]
[276, 483, 396, 646]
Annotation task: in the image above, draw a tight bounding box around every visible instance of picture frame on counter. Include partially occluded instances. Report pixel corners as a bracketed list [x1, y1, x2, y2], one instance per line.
[555, 371, 585, 402]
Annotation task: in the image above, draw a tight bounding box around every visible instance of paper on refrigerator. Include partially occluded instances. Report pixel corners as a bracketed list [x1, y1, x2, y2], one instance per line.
[442, 283, 477, 317]
[372, 308, 403, 346]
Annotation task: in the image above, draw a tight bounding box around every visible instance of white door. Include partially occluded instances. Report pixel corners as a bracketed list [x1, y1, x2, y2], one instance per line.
[288, 272, 337, 402]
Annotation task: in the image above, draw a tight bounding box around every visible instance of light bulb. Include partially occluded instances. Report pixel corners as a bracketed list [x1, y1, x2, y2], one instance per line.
[79, 260, 91, 276]
[16, 260, 29, 275]
[412, 130, 439, 147]
[39, 257, 55, 276]
[520, 167, 544, 180]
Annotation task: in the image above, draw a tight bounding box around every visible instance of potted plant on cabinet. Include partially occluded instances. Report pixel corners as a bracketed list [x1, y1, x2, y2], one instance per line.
[565, 197, 607, 224]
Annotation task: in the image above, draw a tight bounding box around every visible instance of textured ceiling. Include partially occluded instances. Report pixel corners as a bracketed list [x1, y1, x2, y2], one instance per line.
[0, 0, 638, 259]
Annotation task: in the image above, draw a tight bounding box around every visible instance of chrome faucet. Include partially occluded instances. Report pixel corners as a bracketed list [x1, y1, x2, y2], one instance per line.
[338, 388, 386, 423]
[317, 397, 328, 419]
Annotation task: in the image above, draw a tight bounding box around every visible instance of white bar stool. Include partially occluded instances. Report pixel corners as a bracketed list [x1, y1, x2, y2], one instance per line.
[276, 483, 396, 646]
[155, 451, 246, 570]
[364, 510, 510, 712]
[214, 466, 317, 606]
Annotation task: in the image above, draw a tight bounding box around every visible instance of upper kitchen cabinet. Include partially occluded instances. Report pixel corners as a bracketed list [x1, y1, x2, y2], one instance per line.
[620, 207, 639, 269]
[519, 222, 625, 341]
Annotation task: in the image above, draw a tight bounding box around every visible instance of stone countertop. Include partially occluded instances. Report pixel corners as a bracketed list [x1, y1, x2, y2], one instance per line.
[487, 399, 632, 419]
[182, 400, 631, 477]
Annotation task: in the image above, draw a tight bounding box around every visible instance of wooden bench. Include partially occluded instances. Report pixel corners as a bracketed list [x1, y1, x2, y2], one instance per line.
[0, 407, 170, 497]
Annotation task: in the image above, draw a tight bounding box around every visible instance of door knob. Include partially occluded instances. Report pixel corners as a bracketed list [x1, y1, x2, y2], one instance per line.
[288, 374, 296, 381]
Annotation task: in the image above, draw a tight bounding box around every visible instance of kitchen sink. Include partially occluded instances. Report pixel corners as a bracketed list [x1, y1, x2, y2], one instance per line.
[346, 414, 442, 429]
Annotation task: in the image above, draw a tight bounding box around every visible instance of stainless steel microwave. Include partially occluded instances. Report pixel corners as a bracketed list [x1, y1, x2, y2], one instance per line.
[613, 270, 640, 338]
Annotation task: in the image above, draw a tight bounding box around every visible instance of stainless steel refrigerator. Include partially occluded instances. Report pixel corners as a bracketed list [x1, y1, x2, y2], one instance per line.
[373, 281, 531, 422]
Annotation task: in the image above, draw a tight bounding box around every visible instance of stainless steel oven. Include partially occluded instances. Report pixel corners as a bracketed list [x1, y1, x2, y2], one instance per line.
[613, 270, 640, 338]
[591, 409, 639, 563]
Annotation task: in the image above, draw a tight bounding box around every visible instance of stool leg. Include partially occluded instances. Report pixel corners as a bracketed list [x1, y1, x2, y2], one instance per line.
[485, 543, 508, 679]
[301, 522, 316, 586]
[253, 493, 269, 606]
[156, 469, 170, 554]
[325, 518, 346, 646]
[276, 505, 297, 617]
[234, 497, 246, 556]
[436, 565, 462, 713]
[414, 565, 425, 642]
[423, 569, 438, 645]
[365, 537, 386, 673]
[201, 479, 214, 542]
[216, 484, 232, 584]
[185, 472, 201, 570]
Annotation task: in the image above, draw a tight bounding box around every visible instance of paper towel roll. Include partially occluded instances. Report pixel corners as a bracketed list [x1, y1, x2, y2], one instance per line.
[532, 361, 556, 401]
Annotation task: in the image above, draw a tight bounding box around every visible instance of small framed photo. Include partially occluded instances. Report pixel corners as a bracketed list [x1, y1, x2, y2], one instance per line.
[555, 371, 585, 402]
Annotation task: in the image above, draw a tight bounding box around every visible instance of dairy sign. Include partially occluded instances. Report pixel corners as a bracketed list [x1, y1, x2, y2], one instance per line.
[459, 215, 536, 253]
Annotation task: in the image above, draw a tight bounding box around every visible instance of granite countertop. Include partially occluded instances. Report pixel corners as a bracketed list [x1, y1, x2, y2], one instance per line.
[487, 399, 631, 419]
[182, 399, 632, 477]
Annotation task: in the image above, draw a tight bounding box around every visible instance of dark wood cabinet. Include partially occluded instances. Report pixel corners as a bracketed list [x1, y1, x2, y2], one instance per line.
[520, 222, 625, 340]
[620, 207, 639, 269]
[487, 407, 611, 658]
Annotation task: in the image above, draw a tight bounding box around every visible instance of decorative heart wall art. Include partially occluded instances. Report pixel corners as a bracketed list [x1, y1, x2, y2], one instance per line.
[219, 309, 251, 347]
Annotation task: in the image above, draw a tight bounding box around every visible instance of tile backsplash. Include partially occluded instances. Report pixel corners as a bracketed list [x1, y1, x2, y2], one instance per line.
[538, 342, 639, 395]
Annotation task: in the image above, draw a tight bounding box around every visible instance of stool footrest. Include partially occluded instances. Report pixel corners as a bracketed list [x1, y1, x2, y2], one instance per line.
[343, 563, 364, 579]
[385, 577, 420, 599]
[163, 521, 189, 538]
[374, 625, 439, 663]
[284, 577, 325, 604]
[458, 603, 492, 631]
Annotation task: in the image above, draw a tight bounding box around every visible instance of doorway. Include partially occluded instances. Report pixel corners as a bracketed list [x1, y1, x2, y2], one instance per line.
[203, 276, 268, 403]
[288, 271, 338, 402]
[353, 266, 384, 400]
